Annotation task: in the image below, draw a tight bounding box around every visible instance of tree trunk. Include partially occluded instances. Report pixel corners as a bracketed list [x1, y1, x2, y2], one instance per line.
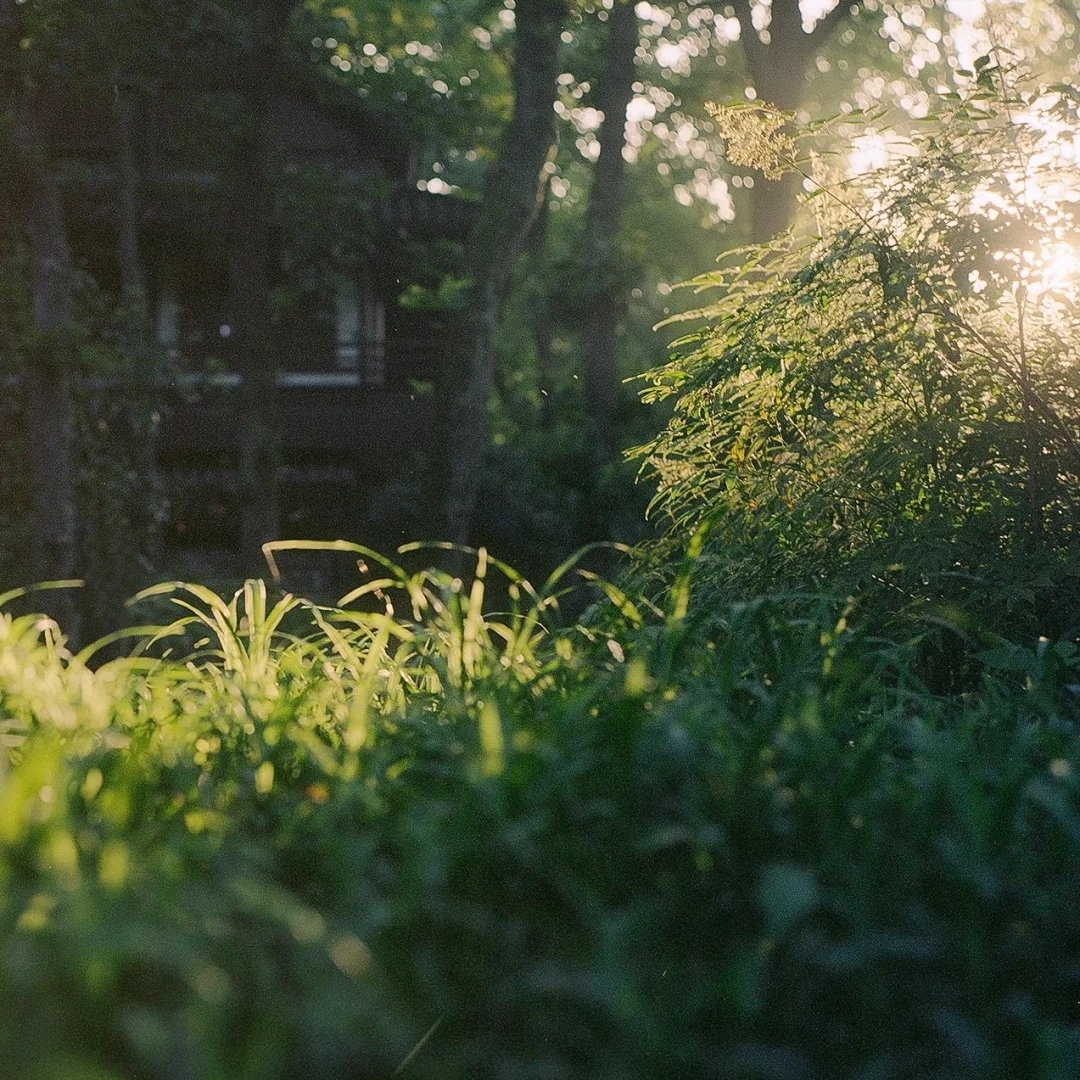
[579, 0, 638, 458]
[107, 82, 166, 628]
[444, 0, 569, 546]
[731, 0, 855, 241]
[224, 2, 295, 572]
[0, 0, 79, 627]
[114, 87, 148, 316]
[227, 106, 280, 572]
[535, 299, 557, 435]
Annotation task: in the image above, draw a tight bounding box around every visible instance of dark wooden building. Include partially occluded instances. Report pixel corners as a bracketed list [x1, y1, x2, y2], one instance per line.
[44, 64, 472, 559]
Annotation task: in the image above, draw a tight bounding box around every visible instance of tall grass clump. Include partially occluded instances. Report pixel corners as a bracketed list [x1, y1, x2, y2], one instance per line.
[0, 540, 1077, 1079]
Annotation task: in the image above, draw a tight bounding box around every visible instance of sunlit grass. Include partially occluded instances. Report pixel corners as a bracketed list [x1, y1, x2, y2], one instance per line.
[0, 544, 1077, 1077]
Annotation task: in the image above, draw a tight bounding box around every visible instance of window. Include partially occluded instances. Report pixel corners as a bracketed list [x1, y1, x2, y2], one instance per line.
[335, 276, 386, 385]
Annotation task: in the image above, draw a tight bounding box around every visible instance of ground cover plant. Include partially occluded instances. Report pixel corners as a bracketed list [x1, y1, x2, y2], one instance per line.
[0, 542, 1078, 1080]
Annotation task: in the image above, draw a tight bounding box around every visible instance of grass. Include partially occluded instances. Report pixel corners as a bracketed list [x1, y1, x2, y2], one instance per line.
[0, 544, 1078, 1079]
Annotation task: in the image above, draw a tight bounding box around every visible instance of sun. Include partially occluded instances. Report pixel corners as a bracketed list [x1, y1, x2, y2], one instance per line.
[1026, 239, 1080, 300]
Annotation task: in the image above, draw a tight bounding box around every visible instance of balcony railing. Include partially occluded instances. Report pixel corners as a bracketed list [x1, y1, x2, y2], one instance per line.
[155, 374, 443, 481]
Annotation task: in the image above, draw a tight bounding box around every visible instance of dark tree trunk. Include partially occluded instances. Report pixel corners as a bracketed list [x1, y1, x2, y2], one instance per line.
[25, 209, 78, 586]
[224, 2, 295, 572]
[731, 0, 855, 240]
[1, 0, 79, 627]
[522, 185, 558, 434]
[579, 0, 638, 458]
[535, 299, 557, 435]
[227, 104, 280, 571]
[444, 0, 569, 546]
[114, 87, 148, 316]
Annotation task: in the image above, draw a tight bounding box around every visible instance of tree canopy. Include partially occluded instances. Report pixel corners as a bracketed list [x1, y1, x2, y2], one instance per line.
[0, 0, 1078, 622]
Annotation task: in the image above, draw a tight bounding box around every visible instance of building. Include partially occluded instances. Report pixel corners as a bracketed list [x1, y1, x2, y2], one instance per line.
[44, 62, 472, 560]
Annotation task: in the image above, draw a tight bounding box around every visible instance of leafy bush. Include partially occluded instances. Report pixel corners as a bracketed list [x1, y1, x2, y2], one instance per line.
[636, 68, 1080, 640]
[0, 548, 1078, 1079]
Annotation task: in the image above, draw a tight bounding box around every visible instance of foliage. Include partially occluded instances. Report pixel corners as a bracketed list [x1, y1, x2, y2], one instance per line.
[294, 0, 516, 177]
[637, 68, 1080, 640]
[3, 13, 1080, 1078]
[0, 234, 166, 636]
[0, 547, 1079, 1077]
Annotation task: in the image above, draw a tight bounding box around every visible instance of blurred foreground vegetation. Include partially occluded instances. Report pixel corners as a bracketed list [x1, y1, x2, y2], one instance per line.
[0, 543, 1079, 1079]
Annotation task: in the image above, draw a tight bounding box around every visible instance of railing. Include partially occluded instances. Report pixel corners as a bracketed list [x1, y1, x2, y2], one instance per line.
[2, 332, 459, 478]
[155, 379, 443, 479]
[273, 336, 455, 390]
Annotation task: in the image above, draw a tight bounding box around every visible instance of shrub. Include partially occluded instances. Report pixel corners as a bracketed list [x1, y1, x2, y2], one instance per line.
[635, 66, 1080, 640]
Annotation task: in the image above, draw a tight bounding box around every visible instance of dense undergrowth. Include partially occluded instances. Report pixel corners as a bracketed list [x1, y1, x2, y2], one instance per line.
[0, 542, 1078, 1080]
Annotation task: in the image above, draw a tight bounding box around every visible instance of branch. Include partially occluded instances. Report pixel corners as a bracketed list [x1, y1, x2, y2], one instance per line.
[809, 0, 860, 51]
[729, 0, 860, 101]
[936, 308, 1080, 476]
